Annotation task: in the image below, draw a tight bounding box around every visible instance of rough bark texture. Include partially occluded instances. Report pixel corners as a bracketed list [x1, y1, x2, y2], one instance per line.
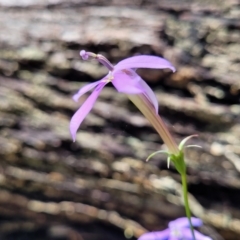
[0, 0, 240, 239]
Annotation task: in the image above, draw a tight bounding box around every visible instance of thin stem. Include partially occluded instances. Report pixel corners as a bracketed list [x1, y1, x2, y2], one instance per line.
[181, 173, 196, 240]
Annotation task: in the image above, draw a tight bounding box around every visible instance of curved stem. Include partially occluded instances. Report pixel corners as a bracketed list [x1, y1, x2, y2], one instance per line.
[181, 173, 196, 240]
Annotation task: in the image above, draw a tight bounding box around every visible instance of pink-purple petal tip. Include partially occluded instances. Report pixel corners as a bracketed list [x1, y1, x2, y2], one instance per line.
[114, 55, 176, 72]
[169, 217, 202, 229]
[70, 83, 106, 141]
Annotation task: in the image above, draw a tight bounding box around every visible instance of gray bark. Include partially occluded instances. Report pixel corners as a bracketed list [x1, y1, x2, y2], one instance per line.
[0, 0, 240, 239]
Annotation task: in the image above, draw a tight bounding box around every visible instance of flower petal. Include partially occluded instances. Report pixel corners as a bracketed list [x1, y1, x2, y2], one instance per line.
[169, 237, 179, 240]
[73, 79, 105, 102]
[70, 82, 106, 141]
[169, 217, 202, 229]
[138, 229, 170, 240]
[112, 70, 144, 94]
[114, 55, 175, 72]
[182, 229, 212, 240]
[138, 78, 159, 113]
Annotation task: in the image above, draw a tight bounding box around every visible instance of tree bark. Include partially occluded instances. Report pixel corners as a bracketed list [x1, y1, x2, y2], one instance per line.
[0, 1, 240, 239]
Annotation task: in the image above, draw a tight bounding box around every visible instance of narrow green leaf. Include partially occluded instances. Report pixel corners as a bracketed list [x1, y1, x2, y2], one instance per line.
[178, 135, 198, 151]
[146, 150, 169, 162]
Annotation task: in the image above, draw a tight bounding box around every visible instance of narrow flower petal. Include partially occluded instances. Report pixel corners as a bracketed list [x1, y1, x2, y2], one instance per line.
[70, 82, 106, 141]
[114, 55, 176, 72]
[73, 79, 105, 102]
[112, 70, 144, 94]
[138, 229, 170, 240]
[169, 217, 202, 229]
[182, 229, 212, 240]
[138, 79, 159, 113]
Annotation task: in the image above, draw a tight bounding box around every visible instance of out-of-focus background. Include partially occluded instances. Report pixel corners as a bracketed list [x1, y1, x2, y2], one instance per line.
[0, 0, 240, 239]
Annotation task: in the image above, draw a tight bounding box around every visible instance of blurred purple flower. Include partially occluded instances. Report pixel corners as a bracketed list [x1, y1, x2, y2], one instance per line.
[138, 217, 212, 240]
[70, 50, 176, 142]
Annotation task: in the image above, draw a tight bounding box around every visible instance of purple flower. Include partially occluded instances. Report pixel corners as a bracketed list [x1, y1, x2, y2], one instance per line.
[70, 50, 176, 143]
[138, 217, 212, 240]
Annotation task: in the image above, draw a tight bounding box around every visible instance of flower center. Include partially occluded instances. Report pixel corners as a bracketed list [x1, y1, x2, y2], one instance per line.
[171, 228, 184, 239]
[101, 73, 114, 83]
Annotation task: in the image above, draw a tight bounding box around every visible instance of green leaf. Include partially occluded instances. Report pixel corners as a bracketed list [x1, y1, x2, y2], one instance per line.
[178, 135, 198, 151]
[146, 150, 169, 162]
[185, 145, 202, 149]
[167, 156, 171, 168]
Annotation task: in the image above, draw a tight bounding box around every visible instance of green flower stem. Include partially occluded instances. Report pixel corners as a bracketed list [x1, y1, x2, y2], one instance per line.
[181, 171, 196, 240]
[170, 152, 196, 240]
